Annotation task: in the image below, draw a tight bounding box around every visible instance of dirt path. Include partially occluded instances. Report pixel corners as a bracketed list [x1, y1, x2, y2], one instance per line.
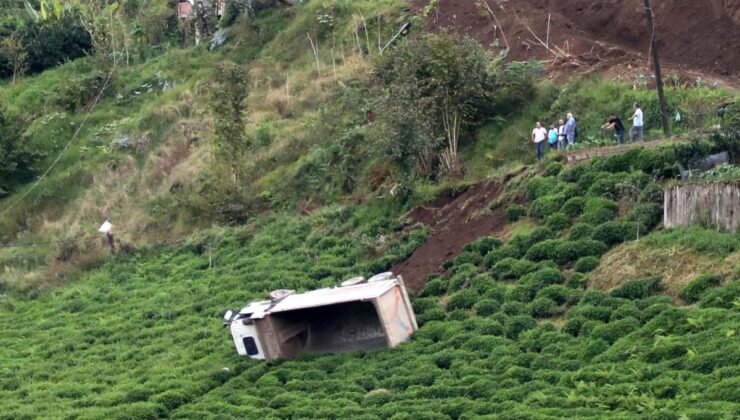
[393, 175, 525, 292]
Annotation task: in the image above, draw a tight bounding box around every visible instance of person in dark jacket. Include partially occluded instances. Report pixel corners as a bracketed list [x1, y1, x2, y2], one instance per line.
[602, 113, 626, 144]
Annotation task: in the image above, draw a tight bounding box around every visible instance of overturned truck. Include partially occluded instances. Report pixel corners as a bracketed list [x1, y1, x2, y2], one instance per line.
[224, 273, 418, 360]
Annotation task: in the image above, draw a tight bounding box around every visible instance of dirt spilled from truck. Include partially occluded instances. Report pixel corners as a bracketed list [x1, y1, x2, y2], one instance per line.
[393, 174, 526, 292]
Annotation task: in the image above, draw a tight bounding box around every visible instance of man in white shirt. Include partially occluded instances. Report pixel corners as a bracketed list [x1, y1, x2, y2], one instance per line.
[531, 121, 548, 161]
[629, 102, 644, 142]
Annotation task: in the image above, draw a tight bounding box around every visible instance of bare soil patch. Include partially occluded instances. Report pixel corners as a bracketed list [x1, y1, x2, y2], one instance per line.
[393, 175, 525, 292]
[412, 0, 740, 84]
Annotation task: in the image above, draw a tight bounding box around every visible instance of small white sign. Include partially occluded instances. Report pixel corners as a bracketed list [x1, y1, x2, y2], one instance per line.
[98, 220, 112, 234]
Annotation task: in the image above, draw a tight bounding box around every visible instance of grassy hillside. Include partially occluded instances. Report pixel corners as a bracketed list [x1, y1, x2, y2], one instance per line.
[0, 1, 738, 419]
[1, 142, 739, 418]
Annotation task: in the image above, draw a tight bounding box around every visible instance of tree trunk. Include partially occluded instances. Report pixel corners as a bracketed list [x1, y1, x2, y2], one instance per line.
[643, 0, 670, 137]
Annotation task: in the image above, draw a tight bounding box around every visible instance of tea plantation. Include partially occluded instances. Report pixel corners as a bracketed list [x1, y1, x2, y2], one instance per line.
[1, 143, 738, 419]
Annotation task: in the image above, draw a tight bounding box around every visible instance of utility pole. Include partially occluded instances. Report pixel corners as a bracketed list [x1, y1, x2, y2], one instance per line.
[643, 0, 670, 137]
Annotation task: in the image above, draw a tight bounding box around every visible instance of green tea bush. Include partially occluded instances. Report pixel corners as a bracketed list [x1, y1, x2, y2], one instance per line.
[483, 245, 520, 268]
[506, 205, 527, 223]
[567, 273, 589, 289]
[573, 256, 600, 273]
[561, 197, 586, 219]
[542, 162, 564, 177]
[568, 223, 594, 240]
[421, 277, 448, 297]
[638, 183, 664, 205]
[546, 212, 570, 232]
[501, 301, 529, 316]
[537, 285, 578, 306]
[506, 315, 537, 339]
[590, 317, 640, 344]
[587, 176, 619, 199]
[552, 240, 609, 266]
[463, 236, 504, 256]
[524, 239, 562, 262]
[491, 258, 540, 280]
[609, 303, 640, 321]
[531, 298, 557, 318]
[526, 177, 559, 200]
[610, 276, 663, 300]
[446, 289, 480, 311]
[579, 198, 618, 225]
[626, 203, 663, 232]
[680, 274, 722, 303]
[529, 195, 566, 220]
[699, 281, 740, 309]
[591, 221, 640, 246]
[508, 228, 556, 257]
[474, 299, 502, 316]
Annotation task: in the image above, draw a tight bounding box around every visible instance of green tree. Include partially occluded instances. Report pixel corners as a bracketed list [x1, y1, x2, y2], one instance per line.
[374, 33, 494, 180]
[0, 103, 38, 196]
[210, 61, 250, 181]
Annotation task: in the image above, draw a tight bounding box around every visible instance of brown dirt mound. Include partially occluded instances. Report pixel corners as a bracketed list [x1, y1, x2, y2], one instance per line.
[412, 0, 740, 82]
[393, 176, 525, 292]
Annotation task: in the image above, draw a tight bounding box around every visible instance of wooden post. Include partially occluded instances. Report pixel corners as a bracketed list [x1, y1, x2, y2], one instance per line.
[643, 0, 670, 137]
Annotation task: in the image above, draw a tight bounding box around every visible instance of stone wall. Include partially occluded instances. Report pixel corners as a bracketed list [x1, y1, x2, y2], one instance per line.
[664, 182, 739, 232]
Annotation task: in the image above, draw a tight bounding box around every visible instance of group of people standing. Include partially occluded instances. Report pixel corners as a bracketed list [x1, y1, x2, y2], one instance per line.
[531, 103, 645, 161]
[531, 113, 577, 161]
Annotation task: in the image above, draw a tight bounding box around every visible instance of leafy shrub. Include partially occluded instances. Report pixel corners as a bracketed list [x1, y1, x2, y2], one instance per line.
[568, 223, 594, 240]
[421, 277, 448, 297]
[552, 240, 609, 265]
[506, 205, 527, 223]
[567, 273, 588, 289]
[524, 239, 562, 262]
[626, 203, 663, 232]
[491, 258, 540, 280]
[483, 245, 520, 268]
[506, 315, 537, 339]
[531, 298, 557, 318]
[638, 183, 664, 205]
[545, 212, 570, 232]
[542, 162, 563, 177]
[560, 197, 586, 219]
[591, 221, 640, 246]
[14, 17, 92, 75]
[579, 198, 618, 225]
[587, 177, 619, 199]
[529, 195, 566, 220]
[590, 317, 640, 344]
[446, 290, 479, 311]
[526, 177, 559, 200]
[610, 276, 662, 300]
[573, 256, 600, 273]
[512, 228, 557, 255]
[463, 236, 503, 256]
[609, 303, 640, 321]
[537, 285, 573, 305]
[680, 274, 722, 303]
[474, 299, 501, 316]
[699, 281, 739, 309]
[501, 301, 528, 316]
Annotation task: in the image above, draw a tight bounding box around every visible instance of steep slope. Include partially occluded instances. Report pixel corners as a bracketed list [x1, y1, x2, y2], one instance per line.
[415, 0, 740, 81]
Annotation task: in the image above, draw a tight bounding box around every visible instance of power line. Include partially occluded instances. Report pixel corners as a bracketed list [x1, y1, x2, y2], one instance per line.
[0, 0, 151, 218]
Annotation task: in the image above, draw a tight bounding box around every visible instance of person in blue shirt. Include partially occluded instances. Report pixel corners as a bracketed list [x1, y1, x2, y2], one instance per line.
[564, 113, 577, 146]
[548, 123, 558, 150]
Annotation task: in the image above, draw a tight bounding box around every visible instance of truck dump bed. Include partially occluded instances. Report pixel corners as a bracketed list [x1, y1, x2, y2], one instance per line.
[226, 274, 418, 360]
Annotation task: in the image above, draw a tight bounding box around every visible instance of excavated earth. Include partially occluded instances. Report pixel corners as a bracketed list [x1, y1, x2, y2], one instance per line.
[412, 0, 740, 83]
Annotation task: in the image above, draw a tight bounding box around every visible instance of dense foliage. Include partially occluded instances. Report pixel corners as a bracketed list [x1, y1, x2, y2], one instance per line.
[2, 145, 738, 418]
[0, 103, 38, 196]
